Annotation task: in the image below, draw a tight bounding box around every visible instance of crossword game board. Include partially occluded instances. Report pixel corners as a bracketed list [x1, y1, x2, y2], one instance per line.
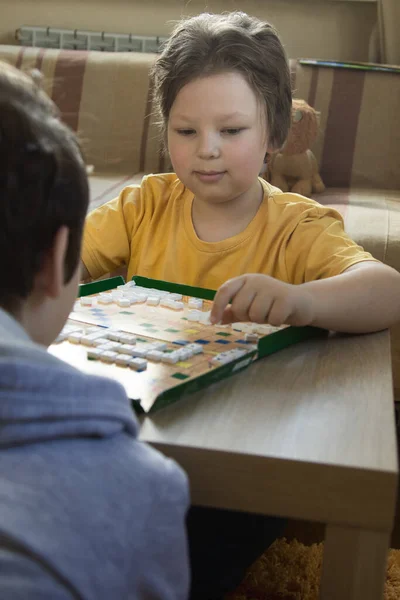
[50, 276, 325, 413]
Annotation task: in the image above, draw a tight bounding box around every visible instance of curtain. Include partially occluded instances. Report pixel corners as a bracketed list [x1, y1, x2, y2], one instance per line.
[369, 0, 400, 65]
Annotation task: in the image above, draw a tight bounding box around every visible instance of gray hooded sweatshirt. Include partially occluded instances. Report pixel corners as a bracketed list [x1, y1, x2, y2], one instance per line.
[0, 308, 189, 600]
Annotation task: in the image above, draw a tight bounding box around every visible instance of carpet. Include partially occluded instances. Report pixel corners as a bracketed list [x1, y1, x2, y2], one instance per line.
[227, 538, 400, 600]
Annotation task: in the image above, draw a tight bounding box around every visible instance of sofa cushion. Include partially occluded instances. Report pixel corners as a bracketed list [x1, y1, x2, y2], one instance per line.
[314, 188, 400, 272]
[294, 61, 400, 191]
[0, 45, 164, 175]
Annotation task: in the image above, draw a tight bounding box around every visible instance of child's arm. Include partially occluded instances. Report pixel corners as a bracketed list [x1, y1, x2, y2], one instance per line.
[297, 261, 400, 332]
[211, 261, 400, 333]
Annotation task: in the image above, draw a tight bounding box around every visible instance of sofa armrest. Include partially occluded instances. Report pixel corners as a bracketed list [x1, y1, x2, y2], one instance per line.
[293, 60, 400, 190]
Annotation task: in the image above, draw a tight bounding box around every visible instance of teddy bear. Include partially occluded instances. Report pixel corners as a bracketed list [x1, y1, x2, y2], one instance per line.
[268, 99, 325, 197]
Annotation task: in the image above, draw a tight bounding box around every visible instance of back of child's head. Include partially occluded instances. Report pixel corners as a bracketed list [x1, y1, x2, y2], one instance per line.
[0, 62, 89, 313]
[152, 11, 292, 150]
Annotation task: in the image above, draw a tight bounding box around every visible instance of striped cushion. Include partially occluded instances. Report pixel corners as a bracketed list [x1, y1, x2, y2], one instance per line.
[314, 187, 400, 271]
[293, 61, 400, 190]
[0, 45, 166, 174]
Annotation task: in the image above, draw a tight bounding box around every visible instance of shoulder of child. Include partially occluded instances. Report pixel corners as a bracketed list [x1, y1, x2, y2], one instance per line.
[141, 172, 183, 193]
[123, 172, 185, 205]
[157, 455, 190, 506]
[262, 180, 341, 219]
[263, 181, 323, 210]
[130, 436, 189, 504]
[112, 172, 183, 214]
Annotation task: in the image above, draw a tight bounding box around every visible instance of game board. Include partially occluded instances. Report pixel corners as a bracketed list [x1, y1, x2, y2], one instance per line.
[49, 276, 325, 413]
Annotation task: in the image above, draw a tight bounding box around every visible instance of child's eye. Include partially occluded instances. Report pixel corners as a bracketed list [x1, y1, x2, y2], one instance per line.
[222, 128, 244, 135]
[176, 129, 196, 136]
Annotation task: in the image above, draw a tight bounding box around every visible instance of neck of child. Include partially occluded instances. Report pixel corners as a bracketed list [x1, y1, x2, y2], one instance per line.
[1, 301, 42, 345]
[191, 179, 264, 243]
[17, 295, 56, 348]
[17, 302, 43, 346]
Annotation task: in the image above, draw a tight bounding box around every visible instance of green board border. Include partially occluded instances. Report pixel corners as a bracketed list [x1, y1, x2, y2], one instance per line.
[78, 276, 125, 297]
[132, 275, 216, 301]
[150, 349, 257, 413]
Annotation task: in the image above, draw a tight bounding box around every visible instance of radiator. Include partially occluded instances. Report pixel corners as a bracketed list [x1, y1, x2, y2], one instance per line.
[16, 26, 168, 53]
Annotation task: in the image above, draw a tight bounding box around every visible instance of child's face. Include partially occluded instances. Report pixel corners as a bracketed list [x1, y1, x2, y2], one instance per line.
[168, 71, 270, 206]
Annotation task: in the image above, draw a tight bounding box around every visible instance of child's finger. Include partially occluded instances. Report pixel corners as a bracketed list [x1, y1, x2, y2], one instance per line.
[229, 288, 257, 322]
[248, 292, 273, 324]
[266, 297, 290, 326]
[211, 276, 246, 324]
[220, 306, 235, 324]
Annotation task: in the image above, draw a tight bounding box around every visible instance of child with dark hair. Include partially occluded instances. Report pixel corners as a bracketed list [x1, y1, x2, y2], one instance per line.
[0, 61, 189, 600]
[81, 11, 400, 599]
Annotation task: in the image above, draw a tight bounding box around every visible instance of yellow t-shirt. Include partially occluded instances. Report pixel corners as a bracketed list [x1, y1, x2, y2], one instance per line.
[82, 173, 375, 289]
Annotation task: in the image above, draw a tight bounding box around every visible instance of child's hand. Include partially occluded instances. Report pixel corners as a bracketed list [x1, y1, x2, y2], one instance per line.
[210, 274, 315, 327]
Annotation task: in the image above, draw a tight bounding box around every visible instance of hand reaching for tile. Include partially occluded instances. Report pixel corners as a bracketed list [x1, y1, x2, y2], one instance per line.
[211, 274, 314, 327]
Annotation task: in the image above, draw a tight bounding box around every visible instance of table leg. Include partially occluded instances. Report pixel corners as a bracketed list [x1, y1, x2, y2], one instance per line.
[320, 524, 389, 600]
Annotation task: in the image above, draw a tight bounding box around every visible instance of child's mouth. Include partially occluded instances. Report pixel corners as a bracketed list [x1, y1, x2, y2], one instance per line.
[194, 171, 226, 183]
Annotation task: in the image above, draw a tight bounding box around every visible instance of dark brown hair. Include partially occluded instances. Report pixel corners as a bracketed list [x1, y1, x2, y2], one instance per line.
[151, 11, 292, 150]
[0, 62, 89, 312]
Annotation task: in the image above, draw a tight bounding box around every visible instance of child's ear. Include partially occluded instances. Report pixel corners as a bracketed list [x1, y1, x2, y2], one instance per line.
[34, 226, 69, 299]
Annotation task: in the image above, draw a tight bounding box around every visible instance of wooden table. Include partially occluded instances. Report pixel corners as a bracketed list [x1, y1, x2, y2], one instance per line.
[140, 330, 398, 600]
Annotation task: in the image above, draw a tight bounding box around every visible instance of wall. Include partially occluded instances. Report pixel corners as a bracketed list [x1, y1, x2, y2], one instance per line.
[0, 0, 377, 61]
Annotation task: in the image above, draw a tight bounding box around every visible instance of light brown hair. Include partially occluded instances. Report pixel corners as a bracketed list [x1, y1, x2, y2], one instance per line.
[151, 11, 292, 150]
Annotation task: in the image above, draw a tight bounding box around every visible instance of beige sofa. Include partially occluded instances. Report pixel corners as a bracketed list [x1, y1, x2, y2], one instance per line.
[292, 60, 400, 399]
[2, 45, 400, 396]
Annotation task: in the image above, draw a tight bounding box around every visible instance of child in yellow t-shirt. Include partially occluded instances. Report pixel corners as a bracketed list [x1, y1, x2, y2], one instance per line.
[82, 11, 400, 598]
[82, 13, 400, 336]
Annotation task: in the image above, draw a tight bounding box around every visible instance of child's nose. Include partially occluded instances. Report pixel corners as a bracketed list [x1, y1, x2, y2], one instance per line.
[197, 132, 220, 159]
